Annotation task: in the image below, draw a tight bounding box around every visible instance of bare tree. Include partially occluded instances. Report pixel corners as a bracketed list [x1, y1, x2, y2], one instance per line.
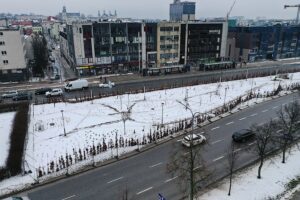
[277, 100, 300, 163]
[251, 120, 276, 179]
[167, 100, 211, 200]
[227, 141, 239, 196]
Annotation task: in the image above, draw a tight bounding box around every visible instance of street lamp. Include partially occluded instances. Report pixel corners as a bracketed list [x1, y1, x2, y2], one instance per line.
[161, 102, 165, 127]
[61, 110, 66, 136]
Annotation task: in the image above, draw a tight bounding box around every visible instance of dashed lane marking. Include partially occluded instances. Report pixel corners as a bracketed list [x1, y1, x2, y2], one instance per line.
[61, 195, 76, 200]
[164, 176, 178, 183]
[136, 187, 153, 195]
[239, 117, 247, 121]
[211, 139, 224, 145]
[107, 176, 124, 184]
[248, 142, 256, 146]
[250, 113, 258, 117]
[273, 106, 279, 109]
[262, 109, 268, 113]
[226, 121, 234, 125]
[213, 156, 224, 162]
[211, 126, 220, 131]
[149, 162, 163, 168]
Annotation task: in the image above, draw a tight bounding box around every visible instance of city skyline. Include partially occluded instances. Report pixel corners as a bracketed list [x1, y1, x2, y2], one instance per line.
[1, 0, 300, 20]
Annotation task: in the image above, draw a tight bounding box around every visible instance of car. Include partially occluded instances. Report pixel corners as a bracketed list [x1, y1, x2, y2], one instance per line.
[50, 74, 60, 80]
[181, 133, 206, 147]
[35, 88, 52, 95]
[1, 91, 18, 99]
[232, 129, 255, 142]
[3, 196, 30, 200]
[12, 93, 32, 101]
[65, 79, 89, 92]
[45, 88, 63, 97]
[99, 81, 115, 88]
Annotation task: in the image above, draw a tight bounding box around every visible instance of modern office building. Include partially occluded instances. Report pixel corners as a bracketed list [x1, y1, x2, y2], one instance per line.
[179, 21, 228, 67]
[227, 24, 300, 62]
[170, 0, 196, 22]
[0, 28, 27, 82]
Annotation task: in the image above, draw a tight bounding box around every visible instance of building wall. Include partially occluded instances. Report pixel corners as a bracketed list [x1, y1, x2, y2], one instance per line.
[157, 22, 181, 67]
[0, 29, 27, 82]
[170, 0, 195, 22]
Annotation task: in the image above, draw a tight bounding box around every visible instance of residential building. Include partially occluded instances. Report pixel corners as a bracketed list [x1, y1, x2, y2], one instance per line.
[227, 24, 300, 62]
[170, 0, 196, 22]
[0, 28, 27, 82]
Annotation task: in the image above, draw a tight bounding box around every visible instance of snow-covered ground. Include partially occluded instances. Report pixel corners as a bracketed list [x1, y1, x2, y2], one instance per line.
[0, 112, 15, 167]
[198, 144, 300, 200]
[1, 73, 300, 197]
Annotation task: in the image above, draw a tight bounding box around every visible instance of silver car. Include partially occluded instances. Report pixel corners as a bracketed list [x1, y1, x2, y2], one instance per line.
[1, 90, 18, 98]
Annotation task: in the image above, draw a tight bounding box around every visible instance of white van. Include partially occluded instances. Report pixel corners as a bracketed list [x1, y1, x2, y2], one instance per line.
[64, 79, 89, 92]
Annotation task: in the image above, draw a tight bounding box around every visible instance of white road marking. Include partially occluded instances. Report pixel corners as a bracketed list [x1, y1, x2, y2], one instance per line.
[282, 103, 287, 106]
[193, 165, 202, 171]
[250, 113, 258, 117]
[273, 106, 279, 109]
[273, 117, 279, 120]
[213, 156, 224, 162]
[164, 176, 178, 183]
[136, 187, 153, 195]
[149, 162, 163, 168]
[258, 122, 265, 126]
[226, 121, 234, 125]
[107, 176, 124, 184]
[61, 195, 76, 200]
[277, 129, 283, 133]
[239, 117, 247, 121]
[211, 126, 220, 131]
[177, 139, 182, 142]
[211, 139, 224, 145]
[248, 142, 256, 146]
[234, 148, 242, 153]
[262, 109, 268, 113]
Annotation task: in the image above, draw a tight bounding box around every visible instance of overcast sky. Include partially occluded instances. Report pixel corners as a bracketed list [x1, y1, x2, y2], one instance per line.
[1, 0, 299, 20]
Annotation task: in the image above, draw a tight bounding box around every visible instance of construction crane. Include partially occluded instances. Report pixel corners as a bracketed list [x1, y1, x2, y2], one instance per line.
[284, 4, 300, 24]
[226, 0, 237, 21]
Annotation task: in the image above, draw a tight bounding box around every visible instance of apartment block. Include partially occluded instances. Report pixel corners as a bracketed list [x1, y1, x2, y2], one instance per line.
[0, 28, 27, 82]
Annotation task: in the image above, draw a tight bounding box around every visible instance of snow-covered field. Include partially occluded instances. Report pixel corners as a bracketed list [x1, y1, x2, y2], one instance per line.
[198, 144, 300, 200]
[1, 72, 300, 197]
[25, 74, 289, 174]
[0, 112, 15, 167]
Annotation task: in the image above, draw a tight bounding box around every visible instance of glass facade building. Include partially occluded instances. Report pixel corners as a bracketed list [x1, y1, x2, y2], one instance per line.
[170, 0, 196, 21]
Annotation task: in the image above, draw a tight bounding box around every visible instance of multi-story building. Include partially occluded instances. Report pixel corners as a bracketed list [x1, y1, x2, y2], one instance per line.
[227, 24, 300, 62]
[0, 28, 27, 82]
[170, 0, 196, 22]
[60, 20, 227, 76]
[180, 21, 228, 66]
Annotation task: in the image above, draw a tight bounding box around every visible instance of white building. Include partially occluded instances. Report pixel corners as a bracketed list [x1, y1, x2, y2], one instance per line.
[0, 28, 27, 82]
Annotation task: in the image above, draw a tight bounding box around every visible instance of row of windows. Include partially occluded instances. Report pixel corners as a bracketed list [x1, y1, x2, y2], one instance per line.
[0, 32, 3, 36]
[160, 26, 179, 32]
[160, 53, 178, 59]
[160, 44, 179, 50]
[0, 41, 5, 45]
[160, 35, 179, 41]
[2, 60, 8, 64]
[1, 51, 7, 55]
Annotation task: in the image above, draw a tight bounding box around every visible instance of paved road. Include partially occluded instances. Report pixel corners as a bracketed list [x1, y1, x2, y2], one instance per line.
[24, 93, 299, 200]
[1, 62, 300, 105]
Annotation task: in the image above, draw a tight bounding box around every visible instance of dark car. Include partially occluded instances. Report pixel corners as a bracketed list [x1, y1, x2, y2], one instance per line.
[50, 74, 60, 80]
[12, 93, 32, 101]
[35, 88, 52, 95]
[232, 129, 255, 142]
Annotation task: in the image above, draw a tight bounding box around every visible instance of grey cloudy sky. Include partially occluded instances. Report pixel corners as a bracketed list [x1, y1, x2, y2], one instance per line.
[1, 0, 299, 20]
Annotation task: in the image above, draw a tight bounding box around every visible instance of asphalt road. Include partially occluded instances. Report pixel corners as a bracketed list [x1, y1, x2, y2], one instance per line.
[2, 62, 300, 104]
[24, 93, 299, 200]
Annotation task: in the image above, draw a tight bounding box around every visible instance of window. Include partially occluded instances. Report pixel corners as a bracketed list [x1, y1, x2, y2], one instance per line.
[3, 60, 8, 64]
[174, 27, 179, 32]
[0, 41, 5, 45]
[0, 32, 3, 36]
[1, 51, 7, 55]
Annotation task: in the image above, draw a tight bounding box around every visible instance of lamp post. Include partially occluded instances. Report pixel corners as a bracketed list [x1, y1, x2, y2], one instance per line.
[61, 110, 66, 136]
[161, 102, 165, 127]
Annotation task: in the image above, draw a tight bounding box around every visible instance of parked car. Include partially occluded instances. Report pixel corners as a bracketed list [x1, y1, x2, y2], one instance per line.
[12, 93, 32, 101]
[35, 88, 52, 95]
[232, 129, 255, 142]
[99, 81, 115, 88]
[45, 88, 63, 97]
[65, 79, 89, 92]
[181, 133, 206, 147]
[1, 91, 18, 99]
[50, 74, 60, 80]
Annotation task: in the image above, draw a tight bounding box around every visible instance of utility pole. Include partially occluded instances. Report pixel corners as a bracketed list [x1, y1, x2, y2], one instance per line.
[161, 102, 165, 127]
[61, 110, 66, 136]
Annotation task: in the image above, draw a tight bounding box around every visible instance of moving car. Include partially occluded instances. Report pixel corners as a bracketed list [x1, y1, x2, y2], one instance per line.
[45, 88, 63, 97]
[99, 81, 115, 88]
[232, 129, 255, 142]
[181, 133, 206, 147]
[50, 74, 60, 80]
[64, 79, 89, 92]
[1, 91, 18, 99]
[12, 93, 32, 101]
[35, 88, 52, 95]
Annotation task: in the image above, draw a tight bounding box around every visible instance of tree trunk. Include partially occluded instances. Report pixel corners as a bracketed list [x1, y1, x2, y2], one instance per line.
[228, 170, 233, 196]
[282, 142, 287, 164]
[257, 158, 264, 179]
